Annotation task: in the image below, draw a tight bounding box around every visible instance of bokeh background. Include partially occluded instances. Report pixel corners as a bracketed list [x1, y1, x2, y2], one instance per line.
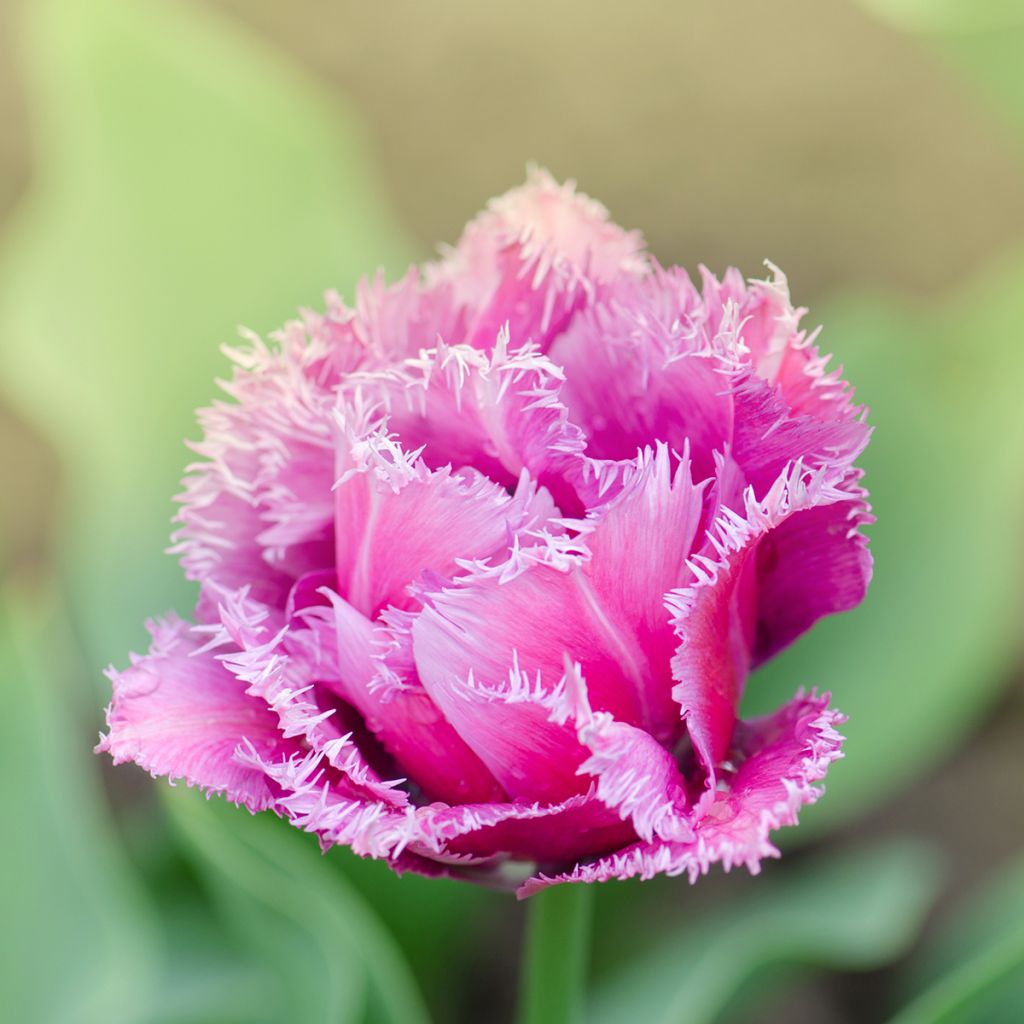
[2, 1, 1023, 1022]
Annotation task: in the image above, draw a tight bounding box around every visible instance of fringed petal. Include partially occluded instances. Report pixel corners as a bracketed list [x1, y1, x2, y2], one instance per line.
[200, 586, 409, 809]
[549, 266, 733, 487]
[96, 614, 297, 810]
[518, 690, 845, 897]
[333, 404, 556, 617]
[337, 331, 588, 512]
[752, 469, 873, 663]
[440, 166, 647, 352]
[171, 323, 337, 608]
[413, 444, 707, 746]
[307, 592, 506, 805]
[667, 462, 854, 783]
[701, 263, 871, 494]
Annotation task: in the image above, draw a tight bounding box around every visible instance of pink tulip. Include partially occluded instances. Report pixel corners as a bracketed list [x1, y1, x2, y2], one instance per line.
[99, 170, 870, 896]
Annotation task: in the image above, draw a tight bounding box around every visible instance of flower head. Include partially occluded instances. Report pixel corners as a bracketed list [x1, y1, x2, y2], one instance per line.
[98, 170, 871, 895]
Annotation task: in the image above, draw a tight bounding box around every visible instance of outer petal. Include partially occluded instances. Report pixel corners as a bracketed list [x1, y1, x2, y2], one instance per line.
[171, 325, 336, 609]
[203, 586, 409, 809]
[702, 263, 871, 493]
[434, 790, 636, 865]
[518, 690, 845, 897]
[667, 463, 855, 782]
[386, 658, 691, 850]
[440, 167, 647, 352]
[172, 271, 465, 608]
[96, 614, 296, 810]
[551, 263, 870, 503]
[752, 470, 873, 663]
[413, 445, 706, 750]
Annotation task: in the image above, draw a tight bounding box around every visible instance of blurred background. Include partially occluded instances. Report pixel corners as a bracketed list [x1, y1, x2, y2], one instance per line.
[2, 1, 1023, 1021]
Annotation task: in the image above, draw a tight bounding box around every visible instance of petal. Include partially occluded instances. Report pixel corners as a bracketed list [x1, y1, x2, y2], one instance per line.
[338, 333, 587, 512]
[752, 470, 873, 663]
[309, 593, 506, 805]
[413, 444, 707, 749]
[96, 614, 295, 810]
[171, 324, 336, 607]
[518, 690, 845, 897]
[564, 677, 694, 843]
[404, 652, 591, 804]
[549, 267, 732, 487]
[427, 790, 636, 864]
[667, 463, 855, 782]
[333, 407, 556, 617]
[440, 167, 647, 352]
[172, 269, 465, 604]
[702, 264, 871, 494]
[204, 586, 409, 809]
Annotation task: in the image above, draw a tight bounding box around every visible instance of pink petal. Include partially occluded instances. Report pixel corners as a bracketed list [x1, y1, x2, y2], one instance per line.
[441, 167, 647, 351]
[667, 463, 855, 782]
[435, 790, 636, 864]
[518, 690, 845, 897]
[549, 267, 732, 486]
[752, 470, 873, 663]
[171, 326, 336, 609]
[337, 333, 587, 512]
[96, 614, 297, 810]
[404, 651, 591, 804]
[333, 408, 556, 617]
[413, 445, 707, 749]
[310, 592, 507, 805]
[702, 264, 871, 493]
[204, 586, 408, 809]
[172, 270, 464, 606]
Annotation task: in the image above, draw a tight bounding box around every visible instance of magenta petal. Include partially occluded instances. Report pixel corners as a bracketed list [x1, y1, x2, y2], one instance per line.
[668, 462, 855, 782]
[752, 472, 873, 663]
[549, 267, 731, 486]
[406, 649, 591, 804]
[435, 791, 636, 864]
[444, 167, 647, 352]
[413, 444, 706, 744]
[518, 690, 845, 897]
[338, 334, 587, 510]
[333, 411, 555, 617]
[96, 614, 297, 810]
[309, 592, 506, 804]
[703, 264, 871, 493]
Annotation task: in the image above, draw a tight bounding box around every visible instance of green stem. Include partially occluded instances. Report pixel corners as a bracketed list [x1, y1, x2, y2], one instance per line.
[516, 884, 594, 1024]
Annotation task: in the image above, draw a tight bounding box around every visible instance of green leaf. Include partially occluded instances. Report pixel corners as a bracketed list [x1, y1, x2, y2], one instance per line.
[589, 839, 944, 1024]
[887, 855, 1024, 1024]
[0, 1, 439, 1018]
[0, 578, 161, 1024]
[164, 787, 432, 1024]
[0, 0, 415, 673]
[856, 0, 1024, 34]
[745, 255, 1024, 831]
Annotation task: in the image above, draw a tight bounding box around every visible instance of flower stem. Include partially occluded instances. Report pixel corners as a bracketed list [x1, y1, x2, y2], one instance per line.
[516, 884, 593, 1024]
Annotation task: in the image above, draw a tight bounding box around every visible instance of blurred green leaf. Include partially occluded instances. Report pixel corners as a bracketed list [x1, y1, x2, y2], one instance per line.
[0, 579, 161, 1023]
[857, 0, 1024, 34]
[0, 0, 414, 671]
[887, 854, 1024, 1023]
[164, 787, 432, 1024]
[589, 839, 944, 1024]
[0, 0, 444, 1018]
[746, 255, 1024, 831]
